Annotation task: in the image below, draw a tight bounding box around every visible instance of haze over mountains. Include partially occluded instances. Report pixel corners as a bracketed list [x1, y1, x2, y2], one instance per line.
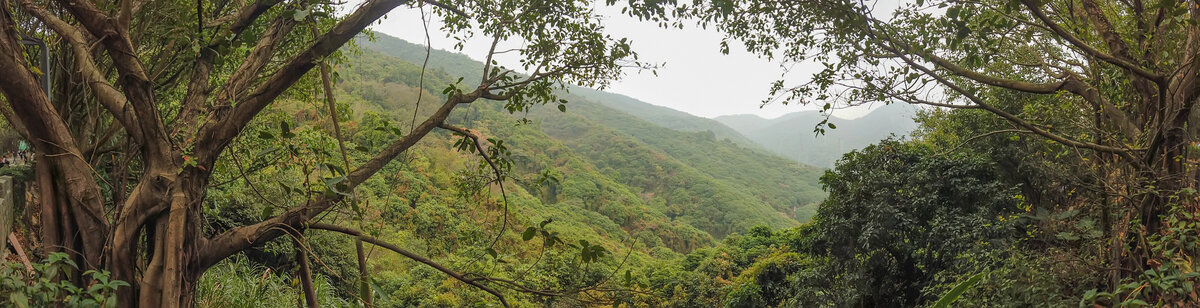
[354, 33, 919, 171]
[715, 104, 920, 168]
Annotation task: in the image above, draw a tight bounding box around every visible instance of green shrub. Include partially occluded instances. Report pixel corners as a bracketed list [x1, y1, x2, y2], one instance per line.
[0, 252, 127, 308]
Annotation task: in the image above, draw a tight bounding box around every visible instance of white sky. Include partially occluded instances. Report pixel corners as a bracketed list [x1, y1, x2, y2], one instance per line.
[364, 3, 888, 120]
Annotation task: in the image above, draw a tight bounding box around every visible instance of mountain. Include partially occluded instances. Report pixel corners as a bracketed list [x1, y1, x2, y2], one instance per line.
[196, 32, 833, 307]
[344, 33, 827, 246]
[715, 104, 920, 168]
[353, 34, 765, 151]
[563, 88, 765, 150]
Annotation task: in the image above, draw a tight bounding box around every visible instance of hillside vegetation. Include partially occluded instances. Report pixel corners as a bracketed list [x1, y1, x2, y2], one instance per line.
[5, 0, 1198, 307]
[181, 33, 826, 306]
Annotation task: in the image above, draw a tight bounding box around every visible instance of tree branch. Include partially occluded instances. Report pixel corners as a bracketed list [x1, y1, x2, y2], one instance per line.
[55, 0, 174, 166]
[194, 0, 413, 165]
[208, 0, 285, 33]
[888, 43, 1139, 159]
[307, 223, 510, 307]
[873, 21, 1144, 142]
[1079, 0, 1137, 66]
[177, 12, 298, 139]
[1021, 0, 1162, 82]
[936, 129, 1032, 156]
[0, 2, 109, 265]
[16, 0, 141, 142]
[437, 123, 510, 248]
[199, 87, 476, 271]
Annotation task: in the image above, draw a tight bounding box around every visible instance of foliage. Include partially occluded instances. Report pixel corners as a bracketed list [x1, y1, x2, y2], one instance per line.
[13, 0, 1200, 305]
[798, 139, 1023, 306]
[0, 252, 127, 308]
[0, 0, 652, 304]
[931, 272, 984, 308]
[195, 256, 350, 308]
[647, 138, 1028, 307]
[356, 34, 828, 226]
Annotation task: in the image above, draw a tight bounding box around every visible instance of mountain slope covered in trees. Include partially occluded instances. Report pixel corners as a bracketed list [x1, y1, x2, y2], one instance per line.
[222, 33, 825, 305]
[352, 33, 826, 225]
[11, 0, 1200, 307]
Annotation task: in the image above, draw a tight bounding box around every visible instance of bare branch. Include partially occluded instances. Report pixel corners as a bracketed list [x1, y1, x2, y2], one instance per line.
[223, 0, 288, 37]
[936, 129, 1032, 156]
[421, 0, 468, 17]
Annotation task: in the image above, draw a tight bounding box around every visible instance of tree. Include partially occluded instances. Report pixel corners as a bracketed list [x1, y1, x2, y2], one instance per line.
[0, 0, 640, 305]
[804, 140, 1021, 306]
[695, 0, 1200, 294]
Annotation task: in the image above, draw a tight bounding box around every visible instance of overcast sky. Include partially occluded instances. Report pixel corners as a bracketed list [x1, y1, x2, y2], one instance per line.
[365, 3, 883, 120]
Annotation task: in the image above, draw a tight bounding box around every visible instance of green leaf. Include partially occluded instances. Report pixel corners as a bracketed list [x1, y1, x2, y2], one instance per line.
[293, 7, 310, 21]
[279, 121, 295, 138]
[1120, 299, 1150, 307]
[260, 207, 275, 220]
[946, 7, 961, 19]
[522, 227, 537, 241]
[932, 272, 984, 308]
[557, 104, 567, 112]
[370, 278, 390, 301]
[10, 292, 28, 308]
[322, 176, 351, 196]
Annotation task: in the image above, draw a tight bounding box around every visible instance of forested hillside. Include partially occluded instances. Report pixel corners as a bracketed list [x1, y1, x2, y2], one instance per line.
[716, 104, 919, 168]
[188, 33, 826, 306]
[5, 0, 1200, 307]
[354, 33, 826, 225]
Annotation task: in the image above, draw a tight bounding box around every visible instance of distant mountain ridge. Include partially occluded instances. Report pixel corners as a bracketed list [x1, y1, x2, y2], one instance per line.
[715, 104, 920, 168]
[353, 34, 765, 151]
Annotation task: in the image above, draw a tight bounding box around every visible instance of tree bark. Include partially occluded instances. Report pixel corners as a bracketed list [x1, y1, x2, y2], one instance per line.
[296, 237, 318, 308]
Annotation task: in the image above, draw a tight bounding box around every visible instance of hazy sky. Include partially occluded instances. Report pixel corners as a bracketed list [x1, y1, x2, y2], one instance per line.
[366, 3, 880, 120]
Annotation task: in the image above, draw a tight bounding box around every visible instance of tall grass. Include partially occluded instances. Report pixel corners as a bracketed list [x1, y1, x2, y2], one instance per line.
[196, 255, 352, 308]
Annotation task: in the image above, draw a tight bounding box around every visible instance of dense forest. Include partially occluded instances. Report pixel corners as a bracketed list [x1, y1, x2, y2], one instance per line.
[1, 0, 1199, 307]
